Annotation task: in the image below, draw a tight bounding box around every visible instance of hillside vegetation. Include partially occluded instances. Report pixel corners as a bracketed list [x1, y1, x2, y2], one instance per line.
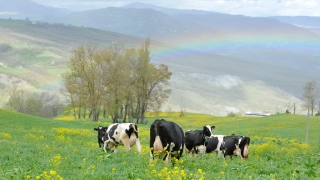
[0, 19, 167, 113]
[0, 18, 317, 116]
[0, 109, 319, 179]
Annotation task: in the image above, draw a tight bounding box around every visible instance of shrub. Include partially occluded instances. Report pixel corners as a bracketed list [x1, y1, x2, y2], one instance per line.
[227, 112, 237, 117]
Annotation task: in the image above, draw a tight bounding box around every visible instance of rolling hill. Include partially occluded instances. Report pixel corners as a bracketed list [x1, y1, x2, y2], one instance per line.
[1, 2, 320, 115]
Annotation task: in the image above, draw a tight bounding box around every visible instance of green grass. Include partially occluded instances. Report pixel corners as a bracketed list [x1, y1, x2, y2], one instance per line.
[0, 109, 319, 179]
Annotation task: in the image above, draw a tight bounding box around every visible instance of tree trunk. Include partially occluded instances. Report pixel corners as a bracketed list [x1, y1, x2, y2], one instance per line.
[123, 104, 127, 123]
[73, 108, 76, 120]
[83, 107, 86, 118]
[78, 106, 81, 119]
[89, 110, 92, 118]
[103, 108, 106, 118]
[140, 103, 146, 124]
[91, 105, 98, 122]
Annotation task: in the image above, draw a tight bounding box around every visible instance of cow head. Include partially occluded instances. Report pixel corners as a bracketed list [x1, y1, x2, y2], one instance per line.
[203, 125, 214, 138]
[94, 126, 108, 137]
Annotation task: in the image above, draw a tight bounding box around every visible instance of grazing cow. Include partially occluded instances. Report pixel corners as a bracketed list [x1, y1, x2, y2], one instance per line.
[221, 135, 250, 160]
[102, 123, 142, 153]
[205, 135, 225, 157]
[184, 125, 215, 158]
[93, 126, 108, 149]
[150, 119, 184, 163]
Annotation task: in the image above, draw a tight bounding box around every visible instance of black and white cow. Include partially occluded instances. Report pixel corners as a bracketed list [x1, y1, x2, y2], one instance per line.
[221, 135, 250, 160]
[205, 135, 225, 157]
[102, 123, 142, 153]
[93, 126, 108, 149]
[184, 125, 215, 158]
[150, 119, 184, 163]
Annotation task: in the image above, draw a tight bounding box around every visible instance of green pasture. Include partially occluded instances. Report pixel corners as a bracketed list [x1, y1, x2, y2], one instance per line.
[0, 109, 319, 180]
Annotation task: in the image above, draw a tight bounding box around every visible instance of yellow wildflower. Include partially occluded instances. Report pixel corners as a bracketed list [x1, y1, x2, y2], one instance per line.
[50, 170, 57, 175]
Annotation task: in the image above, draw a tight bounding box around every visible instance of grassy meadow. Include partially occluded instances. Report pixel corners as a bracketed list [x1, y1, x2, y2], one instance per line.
[0, 109, 320, 180]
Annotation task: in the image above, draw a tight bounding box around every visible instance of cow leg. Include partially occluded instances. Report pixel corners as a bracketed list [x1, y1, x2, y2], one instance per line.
[103, 142, 108, 153]
[113, 145, 119, 153]
[194, 147, 198, 158]
[217, 150, 223, 157]
[135, 138, 142, 153]
[164, 152, 170, 164]
[150, 150, 155, 162]
[163, 143, 174, 163]
[198, 145, 206, 159]
[190, 150, 194, 157]
[121, 138, 132, 152]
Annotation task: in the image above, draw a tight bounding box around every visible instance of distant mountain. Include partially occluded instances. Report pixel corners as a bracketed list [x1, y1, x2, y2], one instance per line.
[271, 16, 320, 35]
[122, 2, 214, 15]
[0, 0, 71, 20]
[52, 7, 228, 45]
[271, 16, 320, 28]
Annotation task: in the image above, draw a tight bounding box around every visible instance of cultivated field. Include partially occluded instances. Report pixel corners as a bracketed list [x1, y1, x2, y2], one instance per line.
[0, 109, 319, 179]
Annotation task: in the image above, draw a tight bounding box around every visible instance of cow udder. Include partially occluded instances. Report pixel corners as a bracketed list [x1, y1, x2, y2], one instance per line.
[129, 134, 137, 147]
[153, 136, 164, 151]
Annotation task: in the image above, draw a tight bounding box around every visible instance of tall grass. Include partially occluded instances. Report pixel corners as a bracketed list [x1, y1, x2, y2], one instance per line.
[0, 109, 319, 179]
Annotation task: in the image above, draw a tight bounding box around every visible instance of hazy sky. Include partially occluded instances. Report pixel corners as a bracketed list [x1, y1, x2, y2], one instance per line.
[32, 0, 320, 17]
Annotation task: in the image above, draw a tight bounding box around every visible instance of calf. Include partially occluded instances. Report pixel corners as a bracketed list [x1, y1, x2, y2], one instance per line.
[221, 135, 250, 160]
[102, 123, 142, 153]
[150, 119, 184, 163]
[184, 125, 215, 158]
[93, 126, 108, 149]
[205, 135, 225, 157]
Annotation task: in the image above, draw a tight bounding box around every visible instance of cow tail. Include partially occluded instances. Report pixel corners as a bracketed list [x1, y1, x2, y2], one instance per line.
[132, 123, 138, 132]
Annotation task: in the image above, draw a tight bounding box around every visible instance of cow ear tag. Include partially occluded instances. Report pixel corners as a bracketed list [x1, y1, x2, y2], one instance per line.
[205, 138, 208, 143]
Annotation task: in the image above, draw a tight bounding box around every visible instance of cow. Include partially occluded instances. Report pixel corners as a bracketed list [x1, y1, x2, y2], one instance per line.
[205, 135, 225, 157]
[102, 123, 142, 153]
[93, 126, 108, 149]
[150, 119, 184, 163]
[184, 125, 215, 158]
[221, 135, 250, 160]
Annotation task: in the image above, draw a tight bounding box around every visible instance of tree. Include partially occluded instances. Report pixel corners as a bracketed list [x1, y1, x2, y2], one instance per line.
[302, 81, 320, 116]
[100, 43, 128, 123]
[284, 102, 293, 113]
[132, 38, 172, 124]
[62, 39, 172, 123]
[24, 92, 42, 116]
[62, 44, 104, 122]
[302, 81, 320, 144]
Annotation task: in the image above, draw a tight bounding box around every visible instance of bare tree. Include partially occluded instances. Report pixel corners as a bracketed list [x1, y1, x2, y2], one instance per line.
[302, 81, 320, 116]
[302, 81, 320, 144]
[180, 106, 185, 117]
[284, 102, 293, 113]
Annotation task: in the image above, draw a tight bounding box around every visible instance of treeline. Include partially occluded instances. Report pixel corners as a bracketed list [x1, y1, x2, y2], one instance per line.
[61, 38, 172, 123]
[5, 82, 64, 118]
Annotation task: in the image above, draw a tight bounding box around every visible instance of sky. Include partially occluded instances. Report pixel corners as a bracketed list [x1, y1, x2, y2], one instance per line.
[32, 0, 320, 17]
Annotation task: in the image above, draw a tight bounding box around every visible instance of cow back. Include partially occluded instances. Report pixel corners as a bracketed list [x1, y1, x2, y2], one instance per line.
[184, 130, 205, 151]
[223, 136, 239, 156]
[150, 119, 184, 160]
[206, 135, 224, 153]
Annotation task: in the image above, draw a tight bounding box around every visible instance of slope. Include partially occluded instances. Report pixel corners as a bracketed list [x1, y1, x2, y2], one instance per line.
[0, 0, 71, 20]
